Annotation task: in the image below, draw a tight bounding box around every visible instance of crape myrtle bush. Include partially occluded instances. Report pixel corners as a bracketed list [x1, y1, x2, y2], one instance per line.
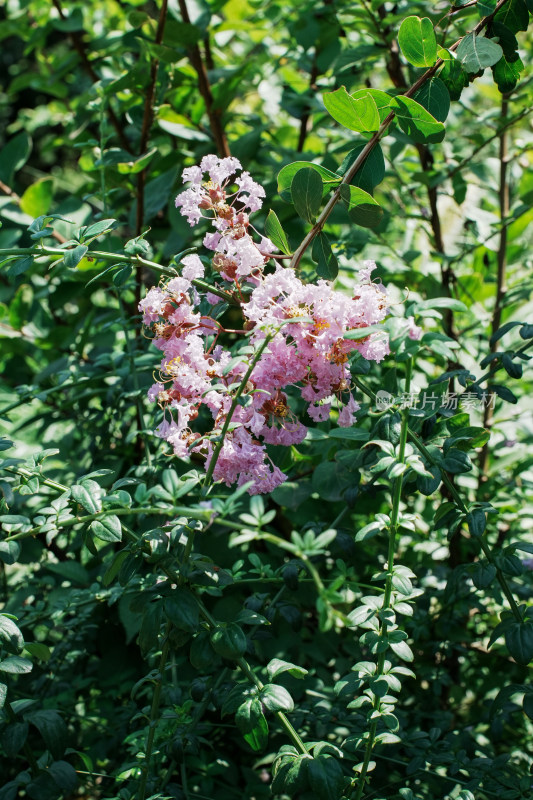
[0, 0, 533, 799]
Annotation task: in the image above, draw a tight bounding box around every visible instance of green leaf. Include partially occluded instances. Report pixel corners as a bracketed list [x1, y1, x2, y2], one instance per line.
[25, 710, 67, 759]
[71, 480, 102, 513]
[0, 616, 24, 653]
[235, 697, 268, 751]
[312, 232, 338, 280]
[466, 509, 486, 537]
[278, 162, 339, 203]
[439, 58, 469, 100]
[307, 755, 345, 800]
[190, 631, 218, 671]
[19, 178, 54, 218]
[90, 514, 122, 543]
[6, 257, 34, 278]
[260, 684, 294, 713]
[0, 541, 21, 566]
[0, 684, 6, 710]
[391, 96, 445, 144]
[49, 761, 78, 792]
[340, 184, 383, 228]
[264, 210, 291, 255]
[0, 656, 33, 674]
[164, 589, 200, 632]
[441, 449, 473, 474]
[83, 218, 117, 238]
[1, 721, 28, 758]
[471, 560, 497, 589]
[323, 86, 380, 133]
[267, 658, 308, 681]
[63, 245, 89, 268]
[494, 0, 529, 33]
[456, 33, 503, 73]
[337, 143, 385, 194]
[210, 623, 247, 659]
[272, 754, 310, 795]
[291, 168, 323, 223]
[413, 77, 450, 122]
[398, 16, 438, 68]
[24, 643, 51, 662]
[352, 89, 392, 122]
[492, 50, 524, 93]
[0, 132, 32, 184]
[505, 620, 533, 665]
[491, 384, 518, 404]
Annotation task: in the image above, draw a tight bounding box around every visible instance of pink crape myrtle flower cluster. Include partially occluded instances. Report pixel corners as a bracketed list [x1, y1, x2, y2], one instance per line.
[140, 155, 391, 494]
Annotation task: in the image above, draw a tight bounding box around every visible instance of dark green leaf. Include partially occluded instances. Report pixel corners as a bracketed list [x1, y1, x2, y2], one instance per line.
[398, 16, 438, 68]
[210, 623, 247, 659]
[164, 590, 200, 632]
[0, 133, 32, 184]
[63, 245, 88, 268]
[337, 143, 385, 194]
[26, 710, 67, 759]
[312, 232, 338, 280]
[439, 58, 469, 100]
[307, 755, 345, 800]
[494, 0, 529, 33]
[291, 168, 323, 223]
[340, 184, 383, 228]
[441, 449, 473, 474]
[235, 697, 268, 751]
[1, 722, 28, 758]
[0, 656, 32, 674]
[0, 541, 21, 566]
[260, 684, 294, 713]
[392, 96, 445, 144]
[71, 480, 102, 514]
[278, 162, 340, 203]
[267, 658, 308, 681]
[90, 514, 122, 542]
[413, 77, 450, 122]
[491, 384, 518, 404]
[0, 616, 24, 654]
[49, 761, 78, 792]
[505, 620, 533, 665]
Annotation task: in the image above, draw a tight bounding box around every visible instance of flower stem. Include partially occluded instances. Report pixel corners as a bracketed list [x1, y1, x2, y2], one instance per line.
[350, 358, 412, 800]
[203, 334, 273, 488]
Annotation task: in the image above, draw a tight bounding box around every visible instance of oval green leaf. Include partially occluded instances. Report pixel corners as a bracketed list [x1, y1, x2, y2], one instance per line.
[456, 33, 503, 73]
[291, 167, 323, 223]
[323, 86, 380, 133]
[340, 184, 383, 228]
[312, 232, 338, 280]
[398, 16, 438, 68]
[391, 95, 445, 144]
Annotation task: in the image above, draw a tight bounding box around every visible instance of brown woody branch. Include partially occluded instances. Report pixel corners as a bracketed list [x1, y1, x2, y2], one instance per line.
[177, 0, 230, 159]
[51, 0, 132, 153]
[289, 0, 511, 270]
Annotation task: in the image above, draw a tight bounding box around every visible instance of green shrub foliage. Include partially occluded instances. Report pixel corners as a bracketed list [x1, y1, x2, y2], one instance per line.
[0, 1, 532, 799]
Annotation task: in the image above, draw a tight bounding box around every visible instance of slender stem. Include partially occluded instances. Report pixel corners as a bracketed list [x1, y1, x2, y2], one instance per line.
[350, 360, 412, 800]
[288, 0, 512, 270]
[118, 297, 152, 467]
[137, 623, 172, 800]
[479, 94, 510, 478]
[203, 334, 273, 487]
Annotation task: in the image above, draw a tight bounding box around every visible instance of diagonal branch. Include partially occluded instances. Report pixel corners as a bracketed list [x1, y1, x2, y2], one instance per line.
[177, 0, 231, 158]
[289, 0, 511, 270]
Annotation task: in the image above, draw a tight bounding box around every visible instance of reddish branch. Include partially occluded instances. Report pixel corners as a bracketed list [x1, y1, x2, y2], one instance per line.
[289, 0, 511, 270]
[135, 0, 169, 235]
[177, 0, 231, 159]
[51, 0, 132, 154]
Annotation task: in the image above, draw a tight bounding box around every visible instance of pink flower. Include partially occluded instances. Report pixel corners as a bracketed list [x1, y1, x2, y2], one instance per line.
[406, 316, 423, 341]
[338, 395, 360, 427]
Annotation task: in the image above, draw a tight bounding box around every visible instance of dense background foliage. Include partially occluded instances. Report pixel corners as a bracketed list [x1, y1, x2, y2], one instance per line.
[0, 1, 532, 799]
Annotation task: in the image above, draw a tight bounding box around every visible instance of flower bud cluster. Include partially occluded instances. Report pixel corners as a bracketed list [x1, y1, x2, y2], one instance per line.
[140, 156, 390, 494]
